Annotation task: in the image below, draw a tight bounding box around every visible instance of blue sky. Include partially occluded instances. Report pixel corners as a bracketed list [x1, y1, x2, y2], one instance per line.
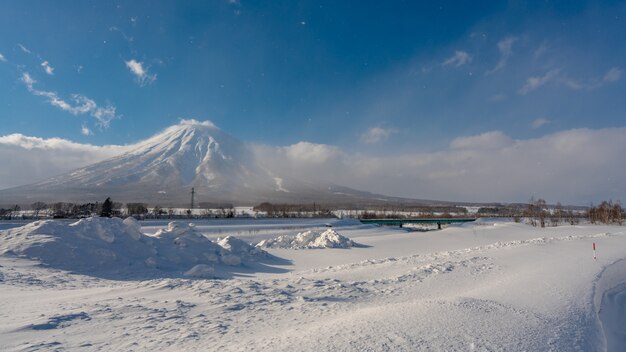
[1, 0, 624, 151]
[1, 1, 626, 203]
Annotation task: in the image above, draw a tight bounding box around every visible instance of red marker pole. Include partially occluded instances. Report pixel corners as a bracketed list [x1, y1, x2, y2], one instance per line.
[593, 242, 597, 260]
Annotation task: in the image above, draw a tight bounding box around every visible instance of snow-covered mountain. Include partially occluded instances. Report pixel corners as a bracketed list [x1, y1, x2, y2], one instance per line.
[0, 120, 399, 206]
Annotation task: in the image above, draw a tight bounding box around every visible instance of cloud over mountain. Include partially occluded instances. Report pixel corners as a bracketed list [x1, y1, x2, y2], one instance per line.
[1, 122, 626, 204]
[0, 134, 128, 189]
[255, 127, 626, 204]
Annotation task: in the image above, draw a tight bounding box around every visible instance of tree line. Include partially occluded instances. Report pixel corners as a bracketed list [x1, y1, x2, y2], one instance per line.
[1, 198, 624, 225]
[253, 202, 334, 218]
[514, 197, 623, 227]
[0, 198, 240, 219]
[587, 200, 624, 225]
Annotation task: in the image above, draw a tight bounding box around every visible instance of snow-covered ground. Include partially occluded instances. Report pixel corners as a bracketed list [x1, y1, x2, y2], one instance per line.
[1, 218, 625, 351]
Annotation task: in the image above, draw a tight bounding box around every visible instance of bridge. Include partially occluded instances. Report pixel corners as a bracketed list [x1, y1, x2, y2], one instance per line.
[359, 218, 476, 229]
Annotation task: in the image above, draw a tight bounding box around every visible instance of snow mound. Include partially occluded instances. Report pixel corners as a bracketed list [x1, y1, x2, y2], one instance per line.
[122, 217, 142, 240]
[0, 217, 152, 271]
[148, 221, 269, 269]
[0, 218, 269, 278]
[184, 264, 215, 278]
[217, 236, 268, 259]
[257, 228, 357, 249]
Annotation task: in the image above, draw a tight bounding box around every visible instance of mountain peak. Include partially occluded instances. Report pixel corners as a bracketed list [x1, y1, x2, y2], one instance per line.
[10, 119, 287, 204]
[177, 119, 219, 130]
[0, 120, 403, 206]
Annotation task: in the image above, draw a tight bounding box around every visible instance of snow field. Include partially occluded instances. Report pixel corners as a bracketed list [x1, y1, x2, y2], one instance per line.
[0, 219, 625, 351]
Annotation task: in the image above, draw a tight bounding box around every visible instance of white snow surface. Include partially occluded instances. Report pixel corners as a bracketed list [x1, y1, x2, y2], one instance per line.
[256, 228, 357, 249]
[1, 219, 626, 351]
[0, 217, 269, 279]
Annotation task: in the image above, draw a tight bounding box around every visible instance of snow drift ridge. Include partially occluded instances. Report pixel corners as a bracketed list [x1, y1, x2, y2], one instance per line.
[0, 217, 269, 279]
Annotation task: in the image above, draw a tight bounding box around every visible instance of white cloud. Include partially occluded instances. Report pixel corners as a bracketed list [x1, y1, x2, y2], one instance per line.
[603, 67, 622, 82]
[21, 72, 117, 127]
[81, 125, 92, 136]
[564, 67, 622, 91]
[563, 79, 584, 90]
[487, 37, 517, 74]
[360, 127, 397, 144]
[282, 142, 342, 164]
[442, 51, 472, 68]
[125, 59, 144, 76]
[21, 72, 36, 87]
[0, 134, 129, 189]
[518, 69, 560, 95]
[125, 59, 156, 86]
[449, 131, 513, 150]
[18, 43, 31, 54]
[531, 118, 550, 129]
[255, 127, 626, 204]
[179, 119, 217, 128]
[252, 141, 347, 187]
[2, 127, 626, 204]
[110, 26, 134, 44]
[41, 61, 54, 75]
[0, 53, 6, 62]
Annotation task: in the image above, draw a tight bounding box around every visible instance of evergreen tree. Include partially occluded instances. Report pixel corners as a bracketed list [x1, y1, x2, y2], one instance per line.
[101, 197, 113, 217]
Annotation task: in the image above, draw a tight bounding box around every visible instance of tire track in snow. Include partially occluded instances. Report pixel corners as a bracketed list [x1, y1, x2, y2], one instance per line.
[592, 257, 626, 352]
[303, 232, 621, 276]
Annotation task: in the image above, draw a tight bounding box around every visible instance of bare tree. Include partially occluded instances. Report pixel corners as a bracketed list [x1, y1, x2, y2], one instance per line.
[526, 196, 537, 227]
[127, 203, 148, 217]
[599, 201, 611, 224]
[587, 200, 624, 225]
[567, 210, 578, 225]
[12, 204, 21, 219]
[554, 202, 563, 225]
[31, 202, 47, 218]
[152, 205, 164, 218]
[536, 198, 547, 228]
[612, 202, 624, 225]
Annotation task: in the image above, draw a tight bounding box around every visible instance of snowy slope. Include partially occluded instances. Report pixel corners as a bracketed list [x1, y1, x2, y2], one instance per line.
[1, 220, 625, 351]
[52, 120, 265, 189]
[0, 120, 406, 205]
[3, 120, 284, 204]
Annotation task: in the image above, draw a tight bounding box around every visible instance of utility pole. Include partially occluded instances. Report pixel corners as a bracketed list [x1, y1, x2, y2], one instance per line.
[190, 187, 195, 209]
